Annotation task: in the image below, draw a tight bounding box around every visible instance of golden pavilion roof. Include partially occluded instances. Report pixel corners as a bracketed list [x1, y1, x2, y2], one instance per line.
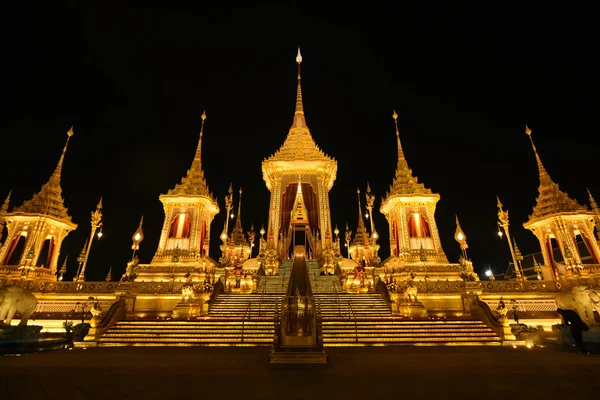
[383, 111, 433, 201]
[264, 49, 335, 164]
[526, 126, 587, 220]
[12, 128, 74, 222]
[165, 112, 217, 203]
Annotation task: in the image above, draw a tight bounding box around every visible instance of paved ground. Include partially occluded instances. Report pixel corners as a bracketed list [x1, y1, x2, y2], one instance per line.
[1, 345, 600, 400]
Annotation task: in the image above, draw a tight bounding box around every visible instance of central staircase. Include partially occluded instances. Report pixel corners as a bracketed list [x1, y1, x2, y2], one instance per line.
[97, 259, 502, 347]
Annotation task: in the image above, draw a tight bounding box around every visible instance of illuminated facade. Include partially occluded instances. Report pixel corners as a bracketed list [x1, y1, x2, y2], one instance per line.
[2, 50, 600, 347]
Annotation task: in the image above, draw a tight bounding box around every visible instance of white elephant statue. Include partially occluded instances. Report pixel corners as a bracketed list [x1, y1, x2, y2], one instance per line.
[555, 285, 600, 326]
[0, 286, 38, 326]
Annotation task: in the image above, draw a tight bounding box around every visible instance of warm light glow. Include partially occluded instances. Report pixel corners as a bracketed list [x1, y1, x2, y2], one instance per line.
[373, 232, 378, 239]
[134, 233, 141, 241]
[260, 227, 265, 236]
[485, 270, 492, 277]
[457, 232, 464, 241]
[230, 213, 234, 219]
[497, 230, 503, 238]
[537, 274, 542, 280]
[220, 232, 227, 241]
[365, 213, 369, 219]
[97, 231, 103, 239]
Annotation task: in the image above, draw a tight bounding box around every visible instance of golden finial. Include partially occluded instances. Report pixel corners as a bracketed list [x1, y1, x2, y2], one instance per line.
[191, 110, 207, 170]
[366, 182, 371, 193]
[296, 47, 303, 64]
[292, 47, 306, 128]
[496, 195, 503, 209]
[524, 124, 552, 186]
[97, 197, 103, 209]
[392, 110, 398, 120]
[67, 126, 74, 137]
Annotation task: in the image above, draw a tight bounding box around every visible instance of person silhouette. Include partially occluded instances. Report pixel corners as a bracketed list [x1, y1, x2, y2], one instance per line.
[556, 308, 590, 354]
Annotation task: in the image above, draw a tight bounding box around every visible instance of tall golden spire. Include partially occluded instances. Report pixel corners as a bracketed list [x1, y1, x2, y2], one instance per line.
[13, 127, 74, 220]
[353, 188, 368, 244]
[525, 125, 552, 187]
[1, 190, 11, 214]
[525, 125, 585, 219]
[166, 111, 214, 199]
[191, 111, 207, 171]
[231, 187, 246, 245]
[384, 111, 431, 199]
[293, 47, 307, 128]
[50, 126, 74, 187]
[234, 187, 243, 230]
[392, 110, 409, 171]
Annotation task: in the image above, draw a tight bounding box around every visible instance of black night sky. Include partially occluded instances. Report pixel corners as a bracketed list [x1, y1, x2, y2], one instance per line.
[2, 2, 599, 281]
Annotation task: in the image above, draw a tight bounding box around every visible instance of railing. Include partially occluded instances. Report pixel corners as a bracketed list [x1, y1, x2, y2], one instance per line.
[257, 284, 267, 317]
[333, 284, 341, 317]
[348, 300, 358, 343]
[241, 301, 251, 343]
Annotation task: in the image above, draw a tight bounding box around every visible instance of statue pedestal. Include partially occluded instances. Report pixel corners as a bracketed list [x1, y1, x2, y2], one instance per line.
[171, 301, 202, 319]
[398, 302, 429, 319]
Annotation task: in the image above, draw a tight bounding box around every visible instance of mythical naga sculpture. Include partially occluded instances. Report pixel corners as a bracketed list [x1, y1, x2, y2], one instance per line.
[555, 285, 600, 326]
[0, 286, 38, 326]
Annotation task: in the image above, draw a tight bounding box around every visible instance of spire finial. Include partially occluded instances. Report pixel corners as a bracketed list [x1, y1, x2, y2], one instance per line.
[292, 47, 307, 128]
[192, 111, 207, 171]
[1, 190, 11, 212]
[496, 195, 503, 210]
[392, 110, 408, 171]
[234, 186, 243, 228]
[525, 124, 552, 186]
[356, 187, 366, 230]
[50, 126, 74, 186]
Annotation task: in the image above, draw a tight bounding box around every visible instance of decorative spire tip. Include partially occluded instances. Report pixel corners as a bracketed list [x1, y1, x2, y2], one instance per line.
[525, 124, 532, 136]
[392, 110, 398, 120]
[67, 126, 74, 137]
[201, 110, 207, 121]
[296, 47, 302, 64]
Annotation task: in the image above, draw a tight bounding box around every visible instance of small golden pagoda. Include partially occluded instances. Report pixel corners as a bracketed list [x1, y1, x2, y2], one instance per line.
[135, 111, 220, 282]
[347, 187, 379, 266]
[261, 48, 337, 265]
[219, 187, 253, 268]
[380, 111, 448, 264]
[522, 125, 600, 281]
[0, 127, 78, 281]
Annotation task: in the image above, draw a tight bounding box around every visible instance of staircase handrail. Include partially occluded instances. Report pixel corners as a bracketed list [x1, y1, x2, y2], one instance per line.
[258, 284, 267, 317]
[206, 280, 224, 312]
[94, 297, 128, 339]
[348, 300, 358, 343]
[241, 301, 251, 343]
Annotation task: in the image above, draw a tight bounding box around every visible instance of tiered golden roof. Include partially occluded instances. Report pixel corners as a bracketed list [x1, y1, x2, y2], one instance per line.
[525, 125, 587, 220]
[383, 111, 433, 201]
[12, 127, 74, 221]
[165, 111, 216, 201]
[230, 187, 247, 246]
[264, 49, 334, 164]
[352, 188, 369, 246]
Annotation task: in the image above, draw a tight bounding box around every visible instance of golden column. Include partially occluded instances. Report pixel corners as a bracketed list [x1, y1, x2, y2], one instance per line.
[497, 196, 523, 281]
[131, 216, 144, 261]
[344, 223, 352, 258]
[365, 183, 379, 244]
[454, 215, 469, 260]
[77, 198, 103, 281]
[220, 184, 234, 243]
